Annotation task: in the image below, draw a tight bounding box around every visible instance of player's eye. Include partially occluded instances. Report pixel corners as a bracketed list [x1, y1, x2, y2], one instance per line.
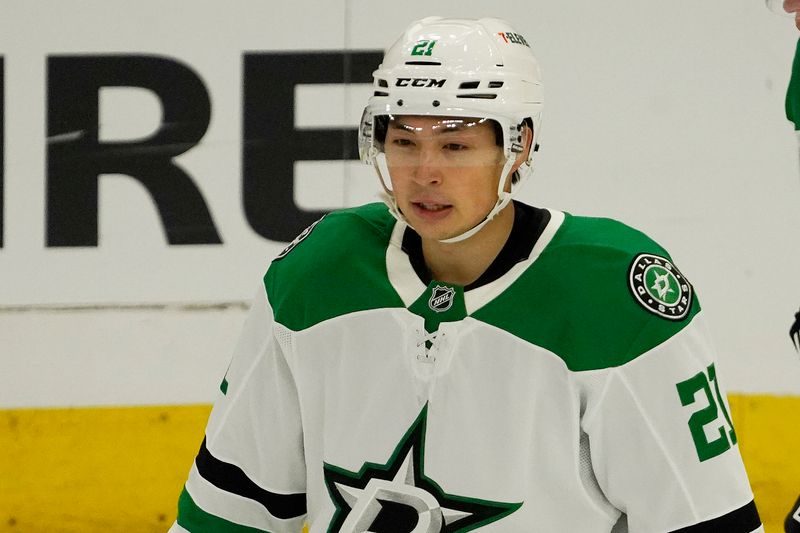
[443, 143, 467, 151]
[392, 138, 414, 147]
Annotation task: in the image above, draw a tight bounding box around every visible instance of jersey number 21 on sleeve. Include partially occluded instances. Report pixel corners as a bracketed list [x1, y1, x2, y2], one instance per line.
[675, 363, 737, 462]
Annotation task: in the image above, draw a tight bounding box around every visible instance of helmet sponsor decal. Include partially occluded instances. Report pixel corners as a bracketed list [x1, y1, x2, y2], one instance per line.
[428, 285, 455, 313]
[497, 32, 530, 47]
[628, 253, 693, 320]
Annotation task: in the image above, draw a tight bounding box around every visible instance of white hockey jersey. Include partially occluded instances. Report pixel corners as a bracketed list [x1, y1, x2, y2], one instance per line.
[170, 203, 762, 533]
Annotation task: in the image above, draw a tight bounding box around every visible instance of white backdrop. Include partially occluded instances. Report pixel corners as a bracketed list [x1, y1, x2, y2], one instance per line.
[1, 0, 799, 407]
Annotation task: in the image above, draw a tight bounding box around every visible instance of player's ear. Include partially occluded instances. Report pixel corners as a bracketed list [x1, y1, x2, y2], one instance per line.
[511, 124, 534, 173]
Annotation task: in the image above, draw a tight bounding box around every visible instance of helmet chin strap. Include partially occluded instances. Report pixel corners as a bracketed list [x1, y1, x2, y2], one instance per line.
[375, 153, 521, 244]
[437, 190, 512, 244]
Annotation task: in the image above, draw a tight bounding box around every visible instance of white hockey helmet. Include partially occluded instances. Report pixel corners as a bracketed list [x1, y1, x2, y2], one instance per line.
[358, 16, 544, 243]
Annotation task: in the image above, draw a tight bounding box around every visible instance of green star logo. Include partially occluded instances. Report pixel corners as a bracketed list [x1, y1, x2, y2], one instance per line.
[323, 405, 522, 532]
[646, 266, 680, 305]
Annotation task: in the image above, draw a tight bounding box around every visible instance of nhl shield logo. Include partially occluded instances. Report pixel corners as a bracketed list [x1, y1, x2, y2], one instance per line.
[628, 253, 693, 320]
[428, 285, 455, 313]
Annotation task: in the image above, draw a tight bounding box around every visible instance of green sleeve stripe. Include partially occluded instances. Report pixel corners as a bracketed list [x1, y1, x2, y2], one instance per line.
[177, 487, 271, 533]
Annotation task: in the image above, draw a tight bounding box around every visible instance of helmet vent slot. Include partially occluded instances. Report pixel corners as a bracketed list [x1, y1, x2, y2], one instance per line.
[458, 81, 480, 89]
[373, 91, 389, 97]
[488, 81, 504, 88]
[404, 60, 441, 65]
[456, 94, 498, 100]
[377, 79, 388, 88]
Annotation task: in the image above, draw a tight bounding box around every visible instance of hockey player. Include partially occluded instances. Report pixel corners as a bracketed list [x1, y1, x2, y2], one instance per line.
[781, 2, 800, 356]
[770, 5, 800, 530]
[169, 17, 763, 532]
[781, 4, 800, 532]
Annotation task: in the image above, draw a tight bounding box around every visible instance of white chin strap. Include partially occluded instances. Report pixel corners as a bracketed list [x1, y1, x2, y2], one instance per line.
[374, 152, 520, 244]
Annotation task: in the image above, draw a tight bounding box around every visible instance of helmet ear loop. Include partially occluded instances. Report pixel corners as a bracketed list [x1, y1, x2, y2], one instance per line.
[436, 124, 524, 244]
[437, 154, 518, 244]
[511, 123, 536, 185]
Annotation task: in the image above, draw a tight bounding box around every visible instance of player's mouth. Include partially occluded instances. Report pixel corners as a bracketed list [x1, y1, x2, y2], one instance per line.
[411, 201, 453, 220]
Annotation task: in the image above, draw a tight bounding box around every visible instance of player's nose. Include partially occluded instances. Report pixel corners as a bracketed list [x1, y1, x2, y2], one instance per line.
[411, 146, 444, 185]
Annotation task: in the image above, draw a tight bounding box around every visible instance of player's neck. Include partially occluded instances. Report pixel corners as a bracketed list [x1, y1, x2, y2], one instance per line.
[421, 202, 515, 287]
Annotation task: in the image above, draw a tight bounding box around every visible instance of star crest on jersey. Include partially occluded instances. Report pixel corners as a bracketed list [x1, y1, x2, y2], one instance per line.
[323, 405, 521, 532]
[628, 253, 693, 320]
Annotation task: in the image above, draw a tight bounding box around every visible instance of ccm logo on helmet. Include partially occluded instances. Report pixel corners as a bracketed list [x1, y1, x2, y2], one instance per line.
[395, 77, 446, 88]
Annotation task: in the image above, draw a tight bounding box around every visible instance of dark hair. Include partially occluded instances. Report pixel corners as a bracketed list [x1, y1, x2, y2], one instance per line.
[374, 114, 389, 145]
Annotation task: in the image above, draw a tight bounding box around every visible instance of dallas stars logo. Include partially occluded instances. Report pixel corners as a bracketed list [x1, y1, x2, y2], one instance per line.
[628, 253, 693, 321]
[323, 405, 521, 532]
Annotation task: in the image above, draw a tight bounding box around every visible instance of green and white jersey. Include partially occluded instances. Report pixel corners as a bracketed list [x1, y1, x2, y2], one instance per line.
[170, 203, 762, 533]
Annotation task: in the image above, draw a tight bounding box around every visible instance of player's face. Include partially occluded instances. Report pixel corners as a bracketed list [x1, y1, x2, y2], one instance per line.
[383, 115, 508, 242]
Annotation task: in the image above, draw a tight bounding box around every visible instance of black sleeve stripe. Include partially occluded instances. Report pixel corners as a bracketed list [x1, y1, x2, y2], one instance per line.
[195, 437, 307, 520]
[669, 500, 761, 533]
